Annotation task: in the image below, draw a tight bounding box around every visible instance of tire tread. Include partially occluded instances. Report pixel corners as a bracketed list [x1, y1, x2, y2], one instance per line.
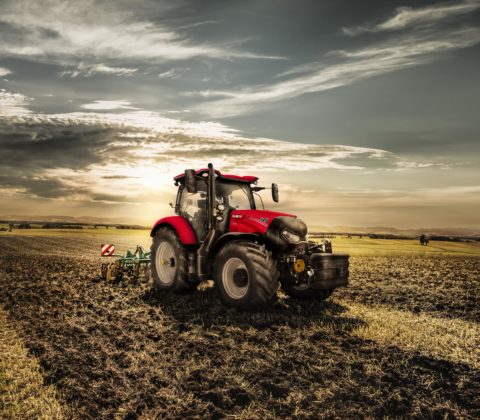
[214, 240, 279, 310]
[150, 227, 196, 293]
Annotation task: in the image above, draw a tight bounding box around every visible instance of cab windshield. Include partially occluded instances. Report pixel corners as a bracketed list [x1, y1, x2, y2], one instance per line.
[216, 182, 254, 210]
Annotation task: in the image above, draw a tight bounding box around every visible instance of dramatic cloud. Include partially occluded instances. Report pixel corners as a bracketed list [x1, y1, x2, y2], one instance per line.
[0, 97, 397, 208]
[0, 109, 392, 174]
[0, 97, 475, 227]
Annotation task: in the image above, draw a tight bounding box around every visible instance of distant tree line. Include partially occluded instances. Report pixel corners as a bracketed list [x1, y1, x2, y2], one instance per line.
[309, 232, 479, 242]
[116, 225, 146, 230]
[42, 224, 83, 229]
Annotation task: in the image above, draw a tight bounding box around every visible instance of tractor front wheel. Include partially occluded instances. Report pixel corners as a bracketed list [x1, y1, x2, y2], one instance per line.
[151, 227, 196, 293]
[213, 241, 279, 310]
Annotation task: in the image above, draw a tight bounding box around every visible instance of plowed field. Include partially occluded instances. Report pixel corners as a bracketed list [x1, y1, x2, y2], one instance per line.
[0, 233, 479, 418]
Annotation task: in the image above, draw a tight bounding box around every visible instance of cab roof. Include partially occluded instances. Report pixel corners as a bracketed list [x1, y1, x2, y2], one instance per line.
[174, 168, 258, 184]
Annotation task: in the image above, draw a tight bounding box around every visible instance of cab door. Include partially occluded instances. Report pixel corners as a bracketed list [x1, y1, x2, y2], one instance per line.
[177, 181, 208, 242]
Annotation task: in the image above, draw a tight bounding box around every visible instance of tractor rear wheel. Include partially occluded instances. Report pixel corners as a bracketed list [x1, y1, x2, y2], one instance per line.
[213, 241, 279, 310]
[151, 227, 196, 293]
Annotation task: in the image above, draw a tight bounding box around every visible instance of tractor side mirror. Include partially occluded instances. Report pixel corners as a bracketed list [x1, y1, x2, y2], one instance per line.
[185, 169, 197, 193]
[272, 183, 279, 203]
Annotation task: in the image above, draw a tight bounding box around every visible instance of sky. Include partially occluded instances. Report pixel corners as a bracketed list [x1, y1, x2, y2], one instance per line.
[0, 0, 479, 228]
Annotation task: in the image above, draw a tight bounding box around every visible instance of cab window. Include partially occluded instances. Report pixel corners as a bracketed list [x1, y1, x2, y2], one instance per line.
[216, 182, 254, 210]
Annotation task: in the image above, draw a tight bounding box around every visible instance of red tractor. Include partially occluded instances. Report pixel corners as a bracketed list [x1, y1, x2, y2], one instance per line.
[150, 163, 349, 310]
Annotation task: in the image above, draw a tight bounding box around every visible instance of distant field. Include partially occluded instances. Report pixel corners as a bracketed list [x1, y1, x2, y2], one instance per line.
[0, 230, 479, 417]
[0, 229, 152, 257]
[0, 226, 149, 236]
[330, 236, 480, 257]
[1, 228, 479, 257]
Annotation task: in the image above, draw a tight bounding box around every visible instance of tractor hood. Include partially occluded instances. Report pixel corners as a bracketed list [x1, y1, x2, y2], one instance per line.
[229, 210, 308, 251]
[229, 210, 296, 235]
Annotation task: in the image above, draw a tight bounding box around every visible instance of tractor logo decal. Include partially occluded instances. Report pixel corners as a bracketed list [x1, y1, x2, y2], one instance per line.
[101, 244, 115, 256]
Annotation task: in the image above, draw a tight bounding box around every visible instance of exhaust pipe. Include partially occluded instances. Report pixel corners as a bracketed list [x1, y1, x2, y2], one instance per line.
[197, 163, 216, 281]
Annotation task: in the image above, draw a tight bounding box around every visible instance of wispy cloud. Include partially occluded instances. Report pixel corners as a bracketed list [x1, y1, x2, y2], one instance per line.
[343, 0, 480, 35]
[0, 67, 12, 77]
[395, 161, 452, 170]
[58, 63, 138, 78]
[194, 25, 480, 117]
[158, 67, 190, 80]
[0, 0, 282, 65]
[79, 100, 139, 110]
[175, 20, 221, 30]
[191, 0, 480, 119]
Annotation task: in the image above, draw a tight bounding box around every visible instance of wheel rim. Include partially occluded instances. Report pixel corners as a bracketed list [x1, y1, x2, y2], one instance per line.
[222, 257, 249, 300]
[155, 241, 176, 285]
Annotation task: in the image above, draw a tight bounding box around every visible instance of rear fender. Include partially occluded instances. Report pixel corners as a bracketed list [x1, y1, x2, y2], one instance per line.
[150, 216, 198, 245]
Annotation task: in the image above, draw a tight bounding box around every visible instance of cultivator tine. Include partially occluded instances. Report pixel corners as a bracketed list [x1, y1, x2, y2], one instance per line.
[143, 264, 151, 280]
[101, 260, 114, 281]
[101, 263, 107, 280]
[106, 263, 114, 281]
[113, 260, 123, 281]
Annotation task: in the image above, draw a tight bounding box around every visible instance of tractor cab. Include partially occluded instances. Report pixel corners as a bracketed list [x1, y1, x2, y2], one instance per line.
[173, 168, 275, 241]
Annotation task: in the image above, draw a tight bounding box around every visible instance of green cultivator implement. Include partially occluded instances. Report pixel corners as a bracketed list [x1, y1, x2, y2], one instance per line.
[100, 245, 151, 281]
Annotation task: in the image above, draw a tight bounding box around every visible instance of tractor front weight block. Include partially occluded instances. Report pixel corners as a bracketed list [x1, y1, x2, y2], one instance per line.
[309, 253, 349, 290]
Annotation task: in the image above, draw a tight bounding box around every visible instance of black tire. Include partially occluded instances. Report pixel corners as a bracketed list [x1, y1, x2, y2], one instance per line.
[282, 279, 333, 301]
[213, 241, 279, 310]
[150, 227, 196, 293]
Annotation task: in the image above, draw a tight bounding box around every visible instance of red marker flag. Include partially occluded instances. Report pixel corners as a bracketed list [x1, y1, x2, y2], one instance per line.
[101, 244, 115, 256]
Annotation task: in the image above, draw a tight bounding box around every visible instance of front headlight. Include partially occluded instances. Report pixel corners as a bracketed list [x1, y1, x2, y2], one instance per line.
[281, 230, 301, 243]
